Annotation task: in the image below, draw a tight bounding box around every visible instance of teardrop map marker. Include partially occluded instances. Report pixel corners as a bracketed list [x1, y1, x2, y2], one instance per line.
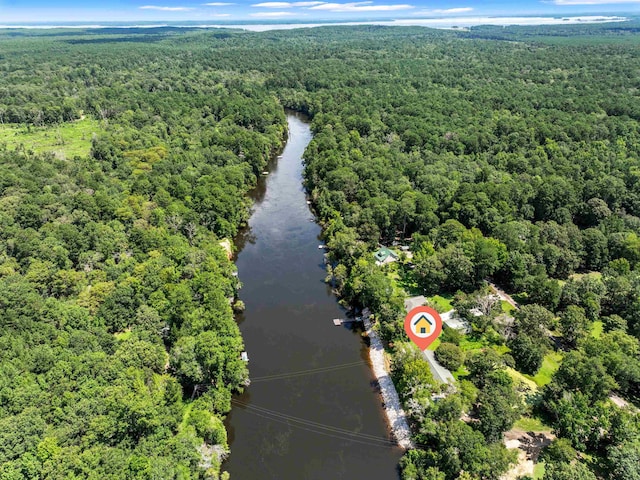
[404, 305, 443, 351]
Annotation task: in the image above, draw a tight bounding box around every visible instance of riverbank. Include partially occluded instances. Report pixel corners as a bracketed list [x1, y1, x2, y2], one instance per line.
[224, 113, 401, 479]
[362, 315, 414, 449]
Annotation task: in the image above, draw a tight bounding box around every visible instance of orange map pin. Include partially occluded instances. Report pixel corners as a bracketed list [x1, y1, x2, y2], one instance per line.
[404, 306, 443, 351]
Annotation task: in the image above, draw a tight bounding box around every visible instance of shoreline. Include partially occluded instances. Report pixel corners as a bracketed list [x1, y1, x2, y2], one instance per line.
[362, 315, 414, 450]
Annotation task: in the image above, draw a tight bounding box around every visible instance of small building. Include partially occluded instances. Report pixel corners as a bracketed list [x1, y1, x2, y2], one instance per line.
[441, 310, 472, 334]
[374, 247, 399, 266]
[404, 295, 427, 313]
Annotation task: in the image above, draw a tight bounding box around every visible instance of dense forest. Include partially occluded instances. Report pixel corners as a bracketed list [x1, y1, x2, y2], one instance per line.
[0, 30, 286, 479]
[1, 21, 640, 479]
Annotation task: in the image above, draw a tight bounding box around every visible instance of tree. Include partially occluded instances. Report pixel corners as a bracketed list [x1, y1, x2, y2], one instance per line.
[526, 275, 562, 311]
[550, 350, 617, 402]
[508, 334, 545, 374]
[545, 391, 607, 451]
[514, 304, 554, 338]
[472, 236, 507, 282]
[400, 450, 446, 480]
[607, 441, 640, 480]
[541, 438, 577, 464]
[435, 343, 464, 371]
[559, 306, 589, 349]
[582, 330, 640, 395]
[475, 370, 522, 442]
[433, 420, 516, 479]
[466, 349, 504, 388]
[543, 461, 597, 480]
[581, 228, 608, 271]
[440, 245, 475, 292]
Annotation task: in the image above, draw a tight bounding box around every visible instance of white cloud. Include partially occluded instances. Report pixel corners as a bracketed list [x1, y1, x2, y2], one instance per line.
[251, 1, 325, 7]
[249, 10, 299, 16]
[202, 2, 236, 5]
[552, 0, 640, 3]
[309, 1, 413, 11]
[393, 15, 625, 25]
[430, 7, 473, 13]
[139, 5, 194, 11]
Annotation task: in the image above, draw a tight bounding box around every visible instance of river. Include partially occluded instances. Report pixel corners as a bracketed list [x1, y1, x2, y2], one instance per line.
[223, 112, 403, 479]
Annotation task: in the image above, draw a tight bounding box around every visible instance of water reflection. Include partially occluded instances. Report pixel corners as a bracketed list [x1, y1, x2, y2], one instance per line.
[224, 113, 402, 479]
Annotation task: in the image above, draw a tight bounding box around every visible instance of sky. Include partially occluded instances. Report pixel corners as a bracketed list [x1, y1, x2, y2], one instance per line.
[1, 0, 640, 23]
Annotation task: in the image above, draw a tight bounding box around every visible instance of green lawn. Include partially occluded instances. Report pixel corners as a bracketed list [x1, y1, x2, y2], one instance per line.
[524, 351, 563, 387]
[459, 336, 486, 352]
[507, 367, 538, 392]
[385, 267, 405, 297]
[428, 294, 454, 313]
[533, 462, 546, 480]
[428, 337, 441, 351]
[451, 365, 468, 380]
[494, 344, 511, 355]
[507, 368, 538, 392]
[0, 118, 102, 159]
[501, 300, 516, 313]
[514, 416, 551, 433]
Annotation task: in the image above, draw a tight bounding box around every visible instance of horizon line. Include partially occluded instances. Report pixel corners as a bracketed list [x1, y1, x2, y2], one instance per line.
[0, 13, 632, 28]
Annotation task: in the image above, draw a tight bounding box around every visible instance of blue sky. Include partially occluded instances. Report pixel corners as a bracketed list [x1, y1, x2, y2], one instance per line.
[1, 0, 640, 23]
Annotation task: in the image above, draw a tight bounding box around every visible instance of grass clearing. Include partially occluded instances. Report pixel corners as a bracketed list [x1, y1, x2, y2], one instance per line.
[514, 416, 551, 433]
[459, 336, 486, 352]
[0, 118, 102, 159]
[452, 365, 468, 379]
[524, 351, 562, 387]
[494, 344, 511, 355]
[428, 294, 454, 313]
[428, 337, 441, 351]
[507, 367, 539, 392]
[533, 462, 546, 479]
[385, 267, 404, 297]
[395, 265, 422, 296]
[501, 300, 516, 313]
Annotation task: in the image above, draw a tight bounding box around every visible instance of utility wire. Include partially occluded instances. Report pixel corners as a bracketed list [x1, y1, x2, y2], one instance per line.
[250, 361, 364, 382]
[231, 399, 398, 447]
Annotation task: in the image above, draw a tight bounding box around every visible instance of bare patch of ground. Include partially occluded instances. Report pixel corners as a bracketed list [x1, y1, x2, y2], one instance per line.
[500, 429, 555, 480]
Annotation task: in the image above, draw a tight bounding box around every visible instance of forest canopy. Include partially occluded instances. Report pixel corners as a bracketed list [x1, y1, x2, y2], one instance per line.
[1, 21, 640, 480]
[0, 28, 286, 479]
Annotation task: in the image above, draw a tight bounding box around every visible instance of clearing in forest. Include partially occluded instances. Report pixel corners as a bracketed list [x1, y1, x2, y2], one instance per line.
[0, 117, 102, 159]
